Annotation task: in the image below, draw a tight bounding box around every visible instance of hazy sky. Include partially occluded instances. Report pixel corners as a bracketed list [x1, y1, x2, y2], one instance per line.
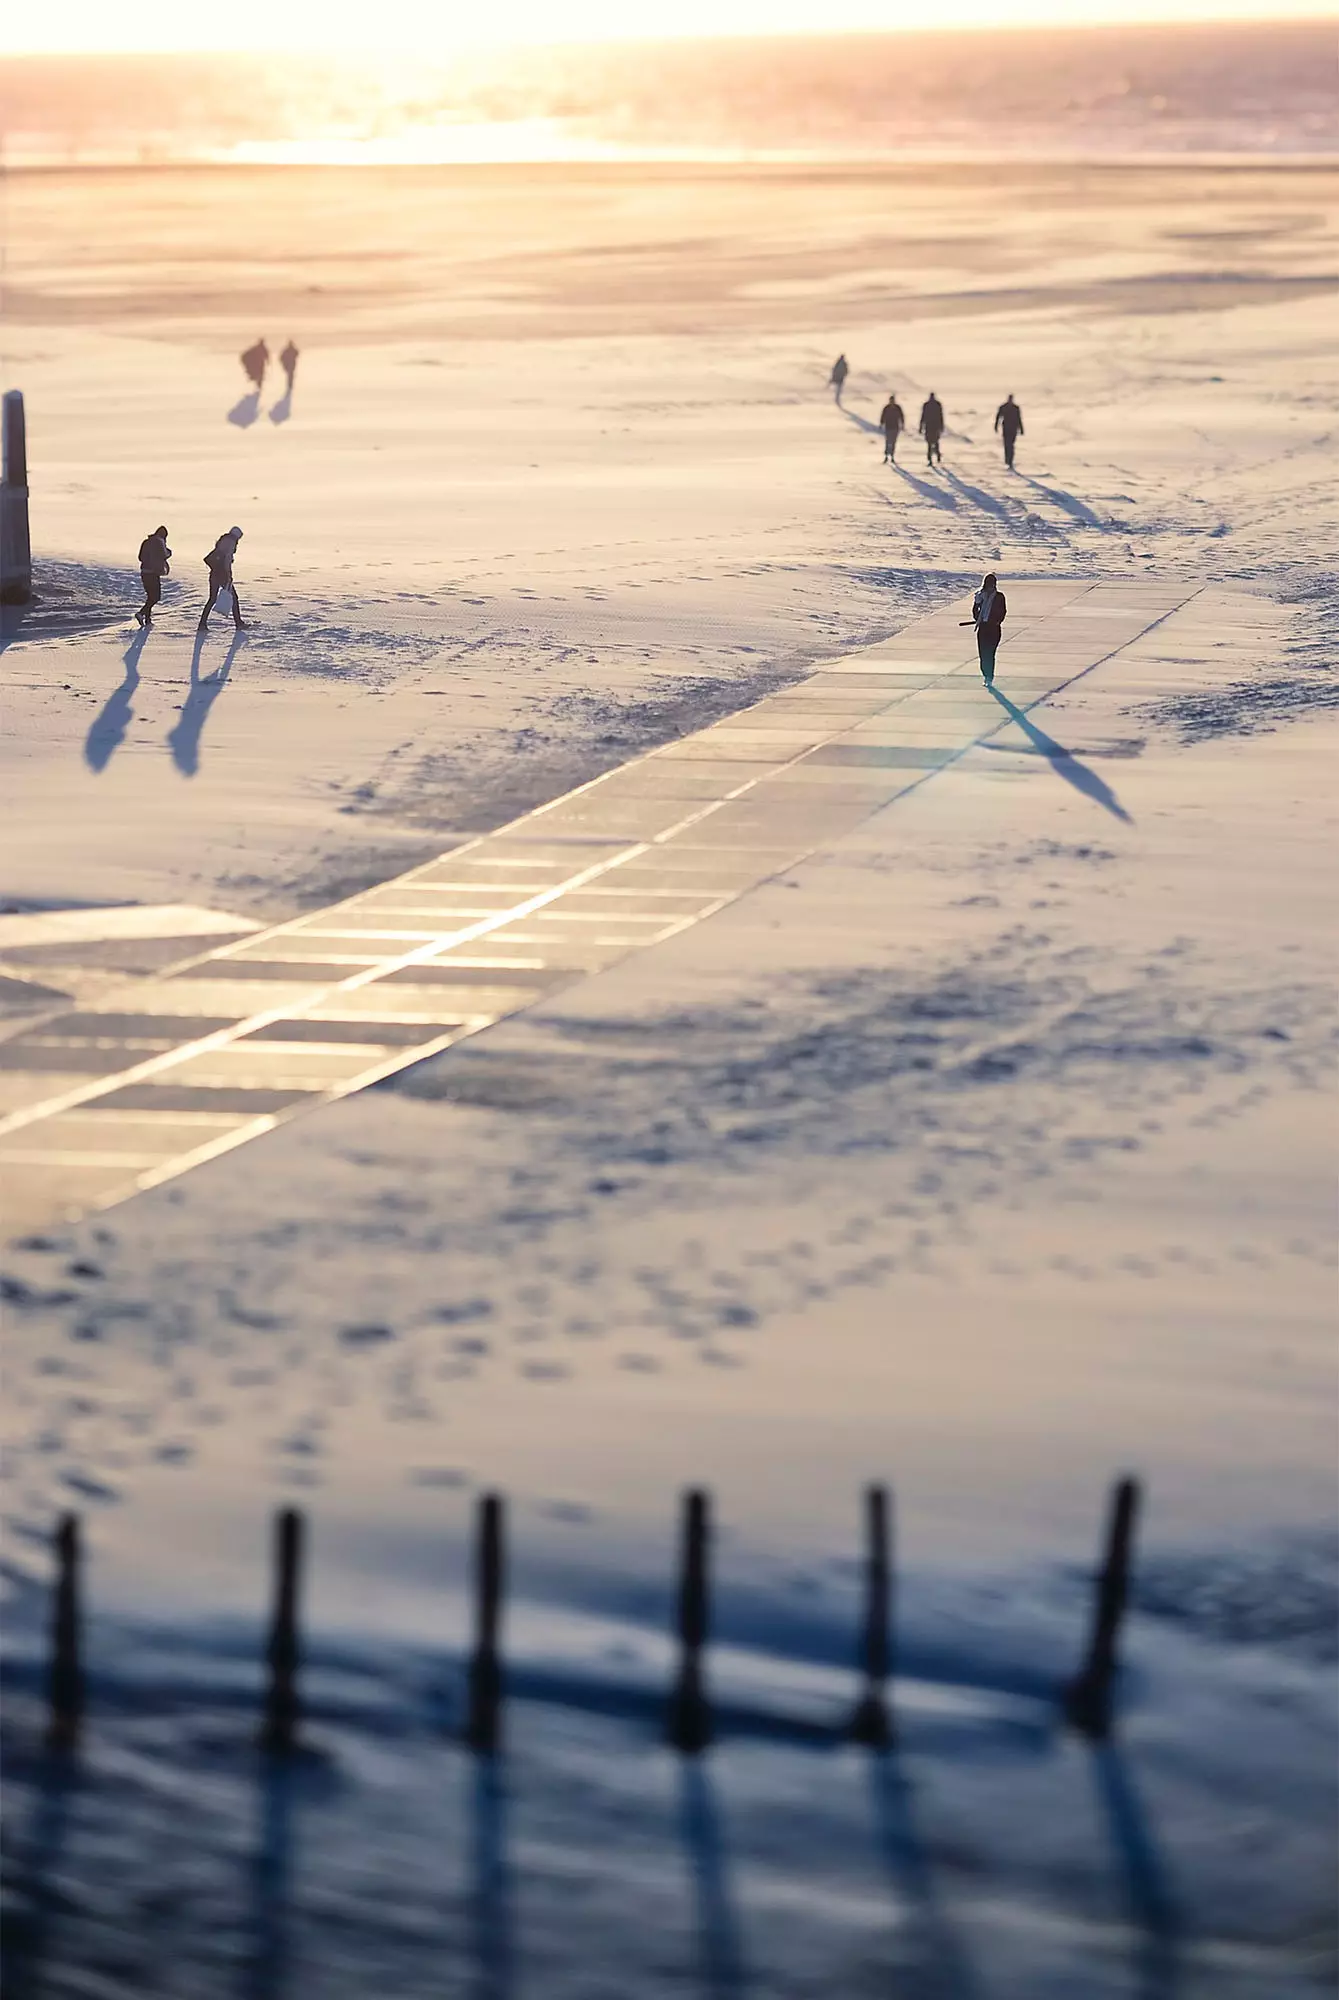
[1, 0, 1330, 56]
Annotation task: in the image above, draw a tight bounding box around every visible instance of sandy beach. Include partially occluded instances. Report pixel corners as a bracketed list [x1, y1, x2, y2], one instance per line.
[1, 155, 1337, 1995]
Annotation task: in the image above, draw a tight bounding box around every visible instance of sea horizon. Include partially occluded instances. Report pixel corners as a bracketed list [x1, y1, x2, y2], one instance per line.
[2, 20, 1335, 167]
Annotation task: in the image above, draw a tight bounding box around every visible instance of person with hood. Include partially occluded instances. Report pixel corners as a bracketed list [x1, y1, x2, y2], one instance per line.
[198, 527, 247, 633]
[829, 353, 849, 402]
[241, 339, 269, 392]
[135, 525, 171, 628]
[972, 571, 1006, 686]
[878, 390, 905, 464]
[279, 339, 299, 395]
[995, 393, 1024, 469]
[919, 391, 945, 466]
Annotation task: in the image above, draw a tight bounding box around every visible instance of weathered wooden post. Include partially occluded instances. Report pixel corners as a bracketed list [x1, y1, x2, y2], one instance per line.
[260, 1508, 304, 1752]
[667, 1488, 712, 1753]
[466, 1493, 505, 1753]
[1064, 1476, 1142, 1739]
[1, 390, 33, 606]
[46, 1512, 83, 1750]
[850, 1484, 894, 1747]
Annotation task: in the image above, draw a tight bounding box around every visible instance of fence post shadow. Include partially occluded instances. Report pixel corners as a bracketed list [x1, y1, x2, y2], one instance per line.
[246, 1754, 297, 2000]
[471, 1756, 515, 2000]
[679, 1759, 748, 1999]
[867, 1750, 980, 2000]
[1089, 1743, 1181, 2000]
[3, 1750, 78, 1996]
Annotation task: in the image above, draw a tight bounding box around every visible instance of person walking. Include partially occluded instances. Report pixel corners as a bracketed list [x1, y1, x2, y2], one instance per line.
[919, 391, 945, 465]
[995, 393, 1024, 470]
[198, 528, 247, 633]
[241, 339, 269, 392]
[971, 571, 1007, 686]
[829, 353, 849, 402]
[135, 525, 171, 627]
[279, 339, 299, 395]
[878, 391, 905, 463]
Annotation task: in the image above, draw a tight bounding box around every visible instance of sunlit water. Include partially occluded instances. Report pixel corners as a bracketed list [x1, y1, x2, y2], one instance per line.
[1, 22, 1336, 167]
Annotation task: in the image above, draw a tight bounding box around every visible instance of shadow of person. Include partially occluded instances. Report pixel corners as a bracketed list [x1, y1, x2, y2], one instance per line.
[169, 627, 245, 777]
[471, 1759, 515, 2000]
[840, 404, 882, 437]
[868, 1752, 980, 1999]
[1088, 1744, 1180, 2000]
[229, 390, 261, 428]
[269, 392, 293, 426]
[679, 1762, 748, 1999]
[1018, 474, 1106, 529]
[889, 464, 959, 513]
[943, 469, 1013, 520]
[987, 686, 1133, 824]
[85, 626, 147, 772]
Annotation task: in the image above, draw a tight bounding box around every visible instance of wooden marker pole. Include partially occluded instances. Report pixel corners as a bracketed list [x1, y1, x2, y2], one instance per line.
[46, 1513, 83, 1750]
[850, 1484, 894, 1747]
[0, 391, 32, 606]
[1064, 1477, 1141, 1739]
[261, 1508, 304, 1752]
[466, 1494, 505, 1753]
[667, 1488, 712, 1753]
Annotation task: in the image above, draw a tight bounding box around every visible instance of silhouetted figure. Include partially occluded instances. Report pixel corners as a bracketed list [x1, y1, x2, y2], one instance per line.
[241, 339, 270, 392]
[279, 340, 299, 395]
[135, 525, 170, 627]
[878, 393, 905, 464]
[919, 392, 944, 466]
[972, 571, 1006, 685]
[829, 354, 849, 402]
[995, 393, 1024, 470]
[198, 527, 246, 633]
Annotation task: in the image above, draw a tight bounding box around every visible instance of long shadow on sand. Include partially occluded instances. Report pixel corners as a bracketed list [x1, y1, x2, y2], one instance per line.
[680, 1762, 749, 1998]
[868, 1753, 981, 1999]
[888, 464, 959, 512]
[1089, 1746, 1181, 2000]
[229, 391, 261, 428]
[169, 628, 245, 776]
[85, 626, 147, 771]
[943, 468, 1015, 521]
[986, 685, 1132, 824]
[269, 391, 293, 426]
[472, 1760, 516, 2000]
[840, 403, 882, 436]
[1019, 474, 1107, 530]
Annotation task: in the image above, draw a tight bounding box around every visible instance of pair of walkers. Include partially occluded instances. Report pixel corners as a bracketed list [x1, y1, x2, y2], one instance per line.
[135, 525, 248, 631]
[876, 392, 945, 466]
[242, 338, 299, 396]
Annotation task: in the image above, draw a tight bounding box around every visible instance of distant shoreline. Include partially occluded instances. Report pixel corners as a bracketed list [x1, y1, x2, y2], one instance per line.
[5, 153, 1339, 175]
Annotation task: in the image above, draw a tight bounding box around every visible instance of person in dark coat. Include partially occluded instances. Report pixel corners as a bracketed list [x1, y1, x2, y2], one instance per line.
[829, 353, 849, 402]
[279, 339, 299, 394]
[198, 528, 246, 633]
[919, 391, 945, 465]
[241, 339, 269, 391]
[972, 571, 1006, 685]
[995, 393, 1024, 469]
[135, 525, 171, 628]
[878, 392, 905, 463]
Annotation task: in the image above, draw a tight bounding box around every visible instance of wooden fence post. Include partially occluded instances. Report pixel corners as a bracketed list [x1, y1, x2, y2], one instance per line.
[1064, 1476, 1141, 1739]
[850, 1484, 894, 1746]
[46, 1512, 83, 1750]
[466, 1493, 506, 1753]
[260, 1508, 304, 1752]
[667, 1488, 712, 1753]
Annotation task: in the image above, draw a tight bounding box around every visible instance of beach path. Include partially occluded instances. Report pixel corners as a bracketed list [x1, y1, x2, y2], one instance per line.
[0, 577, 1193, 1241]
